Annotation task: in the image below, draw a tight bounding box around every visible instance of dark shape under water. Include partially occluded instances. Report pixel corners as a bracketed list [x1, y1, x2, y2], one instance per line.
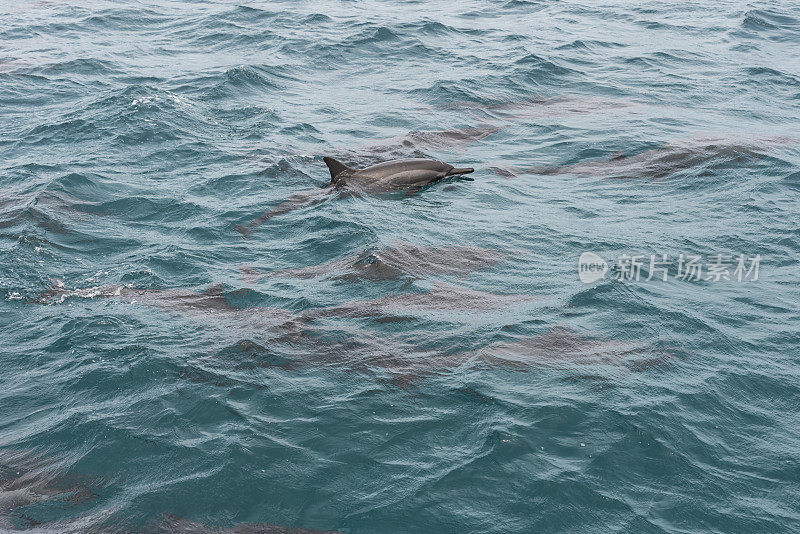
[357, 123, 506, 154]
[235, 156, 474, 236]
[154, 514, 343, 534]
[244, 240, 510, 283]
[0, 188, 100, 237]
[275, 326, 673, 387]
[491, 135, 794, 180]
[32, 279, 672, 388]
[0, 450, 341, 533]
[475, 326, 672, 373]
[424, 95, 636, 120]
[0, 449, 111, 531]
[36, 282, 299, 337]
[178, 339, 301, 388]
[304, 282, 537, 322]
[38, 281, 233, 310]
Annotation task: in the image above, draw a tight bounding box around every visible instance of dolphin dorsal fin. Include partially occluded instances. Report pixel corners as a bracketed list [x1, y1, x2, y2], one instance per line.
[202, 283, 226, 297]
[323, 157, 354, 184]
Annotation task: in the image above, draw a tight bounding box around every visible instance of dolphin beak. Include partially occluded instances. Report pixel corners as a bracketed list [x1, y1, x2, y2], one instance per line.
[447, 167, 475, 176]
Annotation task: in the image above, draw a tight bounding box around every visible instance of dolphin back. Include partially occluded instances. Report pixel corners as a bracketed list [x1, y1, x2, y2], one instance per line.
[357, 158, 470, 179]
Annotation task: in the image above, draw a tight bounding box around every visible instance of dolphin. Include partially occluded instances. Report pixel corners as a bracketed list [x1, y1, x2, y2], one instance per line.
[303, 282, 538, 323]
[241, 240, 511, 283]
[235, 157, 474, 235]
[0, 449, 338, 533]
[489, 144, 764, 180]
[34, 281, 301, 339]
[422, 95, 636, 120]
[281, 326, 673, 388]
[322, 156, 474, 193]
[0, 449, 112, 530]
[489, 135, 795, 180]
[36, 281, 237, 311]
[154, 514, 343, 534]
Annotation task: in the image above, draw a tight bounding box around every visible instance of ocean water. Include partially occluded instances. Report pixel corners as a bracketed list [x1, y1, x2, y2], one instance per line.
[1, 0, 799, 532]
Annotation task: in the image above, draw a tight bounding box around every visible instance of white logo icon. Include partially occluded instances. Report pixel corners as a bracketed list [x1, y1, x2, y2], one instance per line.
[578, 252, 608, 283]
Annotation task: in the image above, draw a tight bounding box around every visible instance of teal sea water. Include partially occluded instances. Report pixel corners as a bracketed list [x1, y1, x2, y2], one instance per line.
[1, 1, 799, 532]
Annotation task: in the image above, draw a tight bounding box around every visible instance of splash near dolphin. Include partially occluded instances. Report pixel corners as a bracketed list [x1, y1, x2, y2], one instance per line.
[235, 157, 474, 236]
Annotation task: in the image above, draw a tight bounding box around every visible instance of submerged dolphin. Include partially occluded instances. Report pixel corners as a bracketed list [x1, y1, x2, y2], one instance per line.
[155, 514, 343, 533]
[303, 282, 538, 323]
[0, 448, 339, 533]
[271, 326, 674, 388]
[489, 135, 795, 180]
[235, 157, 474, 235]
[240, 240, 510, 283]
[0, 449, 112, 530]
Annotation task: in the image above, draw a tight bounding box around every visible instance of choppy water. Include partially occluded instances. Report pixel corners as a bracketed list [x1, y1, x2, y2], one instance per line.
[2, 1, 799, 532]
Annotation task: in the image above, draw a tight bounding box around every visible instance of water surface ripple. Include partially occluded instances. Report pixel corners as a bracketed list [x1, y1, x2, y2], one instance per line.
[1, 1, 799, 532]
